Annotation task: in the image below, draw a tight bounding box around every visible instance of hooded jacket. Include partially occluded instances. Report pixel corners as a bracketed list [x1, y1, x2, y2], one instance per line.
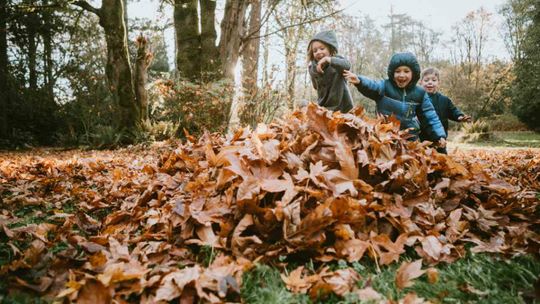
[308, 30, 353, 113]
[353, 52, 446, 140]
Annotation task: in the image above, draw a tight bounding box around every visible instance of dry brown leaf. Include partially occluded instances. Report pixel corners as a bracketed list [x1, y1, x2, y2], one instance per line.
[281, 266, 318, 294]
[396, 259, 425, 290]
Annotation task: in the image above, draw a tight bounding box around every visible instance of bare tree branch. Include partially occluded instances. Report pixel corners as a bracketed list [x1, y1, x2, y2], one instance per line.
[72, 0, 101, 17]
[245, 7, 343, 41]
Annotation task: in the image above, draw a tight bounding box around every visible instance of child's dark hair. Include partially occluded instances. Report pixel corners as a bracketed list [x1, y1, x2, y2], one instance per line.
[307, 40, 337, 62]
[421, 67, 440, 80]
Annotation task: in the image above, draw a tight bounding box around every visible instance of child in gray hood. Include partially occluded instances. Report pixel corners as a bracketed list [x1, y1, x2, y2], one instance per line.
[307, 30, 353, 113]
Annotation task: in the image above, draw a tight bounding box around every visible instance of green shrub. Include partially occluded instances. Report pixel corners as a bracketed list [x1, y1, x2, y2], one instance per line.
[239, 84, 286, 128]
[135, 119, 178, 142]
[149, 78, 234, 136]
[457, 120, 492, 143]
[87, 125, 125, 149]
[485, 114, 528, 131]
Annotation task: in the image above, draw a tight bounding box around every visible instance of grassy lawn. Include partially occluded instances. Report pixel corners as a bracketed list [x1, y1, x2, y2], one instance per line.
[448, 131, 540, 149]
[242, 253, 540, 304]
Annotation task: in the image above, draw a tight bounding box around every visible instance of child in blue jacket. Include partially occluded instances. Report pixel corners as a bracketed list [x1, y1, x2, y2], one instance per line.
[307, 30, 353, 113]
[343, 52, 446, 146]
[419, 68, 471, 153]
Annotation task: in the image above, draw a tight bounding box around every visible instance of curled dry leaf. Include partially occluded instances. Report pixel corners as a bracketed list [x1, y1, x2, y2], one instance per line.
[396, 259, 426, 290]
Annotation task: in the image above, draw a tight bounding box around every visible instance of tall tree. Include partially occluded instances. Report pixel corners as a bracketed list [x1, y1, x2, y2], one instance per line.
[242, 0, 262, 95]
[73, 0, 139, 131]
[500, 0, 532, 61]
[200, 0, 219, 78]
[512, 0, 540, 130]
[384, 8, 415, 54]
[219, 0, 249, 79]
[174, 0, 200, 80]
[450, 8, 492, 87]
[134, 34, 152, 120]
[0, 0, 8, 138]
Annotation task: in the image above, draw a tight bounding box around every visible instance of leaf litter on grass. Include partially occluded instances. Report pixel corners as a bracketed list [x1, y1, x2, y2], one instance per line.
[0, 103, 539, 303]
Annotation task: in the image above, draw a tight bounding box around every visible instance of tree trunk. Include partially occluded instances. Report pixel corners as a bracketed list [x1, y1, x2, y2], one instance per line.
[73, 0, 139, 131]
[241, 0, 261, 96]
[200, 0, 219, 79]
[27, 16, 38, 91]
[135, 34, 152, 121]
[284, 44, 297, 110]
[262, 22, 270, 87]
[42, 7, 54, 104]
[174, 0, 200, 81]
[219, 0, 248, 79]
[99, 0, 139, 131]
[0, 0, 8, 138]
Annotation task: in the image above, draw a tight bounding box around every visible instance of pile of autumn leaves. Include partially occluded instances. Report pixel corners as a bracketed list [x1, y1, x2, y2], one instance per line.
[1, 103, 538, 303]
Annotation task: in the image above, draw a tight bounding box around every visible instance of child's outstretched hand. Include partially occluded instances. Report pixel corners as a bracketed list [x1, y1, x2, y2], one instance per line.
[316, 56, 331, 73]
[437, 138, 447, 148]
[458, 115, 472, 122]
[343, 70, 360, 85]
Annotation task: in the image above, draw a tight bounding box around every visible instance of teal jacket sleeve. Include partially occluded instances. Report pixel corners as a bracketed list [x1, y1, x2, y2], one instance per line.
[417, 93, 446, 139]
[354, 76, 384, 101]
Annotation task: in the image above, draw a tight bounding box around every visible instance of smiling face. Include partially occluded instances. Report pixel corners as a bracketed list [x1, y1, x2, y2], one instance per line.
[310, 41, 331, 62]
[421, 73, 440, 94]
[394, 65, 413, 89]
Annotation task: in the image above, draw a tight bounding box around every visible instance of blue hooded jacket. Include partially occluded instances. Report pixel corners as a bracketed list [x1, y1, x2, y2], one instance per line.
[353, 52, 446, 140]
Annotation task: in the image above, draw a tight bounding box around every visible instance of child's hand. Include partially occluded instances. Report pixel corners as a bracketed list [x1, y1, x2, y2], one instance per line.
[343, 70, 360, 84]
[458, 115, 472, 122]
[437, 138, 447, 148]
[316, 56, 331, 73]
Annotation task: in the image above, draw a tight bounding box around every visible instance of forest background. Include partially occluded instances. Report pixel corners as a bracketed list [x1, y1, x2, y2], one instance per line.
[0, 0, 538, 148]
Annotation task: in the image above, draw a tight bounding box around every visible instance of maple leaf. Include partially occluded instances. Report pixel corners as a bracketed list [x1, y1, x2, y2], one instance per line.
[421, 235, 443, 261]
[395, 259, 425, 289]
[76, 279, 112, 304]
[281, 266, 318, 293]
[370, 233, 408, 265]
[155, 266, 201, 302]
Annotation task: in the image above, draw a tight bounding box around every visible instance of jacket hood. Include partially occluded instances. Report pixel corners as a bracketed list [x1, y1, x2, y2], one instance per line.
[309, 30, 339, 53]
[387, 52, 421, 89]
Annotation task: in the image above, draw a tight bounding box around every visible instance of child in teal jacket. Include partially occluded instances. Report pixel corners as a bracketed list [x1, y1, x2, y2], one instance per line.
[343, 52, 446, 144]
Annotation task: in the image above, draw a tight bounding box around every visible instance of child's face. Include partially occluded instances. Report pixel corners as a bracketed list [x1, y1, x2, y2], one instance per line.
[311, 41, 330, 62]
[421, 74, 439, 94]
[394, 66, 413, 88]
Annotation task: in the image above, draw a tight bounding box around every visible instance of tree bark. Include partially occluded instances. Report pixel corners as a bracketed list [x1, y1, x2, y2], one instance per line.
[74, 0, 139, 131]
[42, 6, 54, 104]
[200, 0, 219, 79]
[242, 0, 261, 95]
[219, 0, 249, 79]
[0, 0, 8, 138]
[134, 34, 152, 121]
[27, 13, 38, 91]
[174, 0, 200, 81]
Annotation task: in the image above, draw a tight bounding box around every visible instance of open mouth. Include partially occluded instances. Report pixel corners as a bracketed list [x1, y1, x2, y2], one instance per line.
[396, 80, 408, 87]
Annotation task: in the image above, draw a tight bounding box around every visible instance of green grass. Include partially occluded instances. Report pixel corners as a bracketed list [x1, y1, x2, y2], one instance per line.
[448, 131, 540, 148]
[241, 253, 540, 304]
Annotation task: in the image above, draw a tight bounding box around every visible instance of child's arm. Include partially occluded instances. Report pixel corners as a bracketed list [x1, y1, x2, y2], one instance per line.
[446, 96, 470, 122]
[417, 93, 447, 140]
[343, 70, 384, 101]
[308, 62, 318, 89]
[316, 55, 351, 73]
[329, 55, 351, 71]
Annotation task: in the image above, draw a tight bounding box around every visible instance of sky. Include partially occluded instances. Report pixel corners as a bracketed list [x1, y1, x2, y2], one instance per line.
[338, 0, 509, 59]
[128, 0, 511, 70]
